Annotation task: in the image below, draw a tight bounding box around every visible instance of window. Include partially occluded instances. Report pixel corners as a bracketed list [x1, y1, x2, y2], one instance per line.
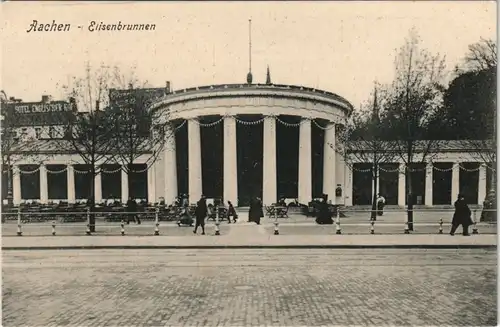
[14, 129, 19, 140]
[21, 128, 28, 139]
[35, 127, 42, 139]
[49, 126, 57, 139]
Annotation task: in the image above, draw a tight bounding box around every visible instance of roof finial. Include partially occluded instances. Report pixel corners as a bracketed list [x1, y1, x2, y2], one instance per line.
[266, 65, 271, 84]
[246, 19, 253, 84]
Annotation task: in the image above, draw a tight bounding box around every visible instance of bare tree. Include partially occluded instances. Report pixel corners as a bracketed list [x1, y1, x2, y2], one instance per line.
[463, 38, 497, 72]
[53, 63, 117, 231]
[107, 68, 172, 202]
[336, 86, 398, 219]
[380, 28, 447, 230]
[462, 39, 497, 203]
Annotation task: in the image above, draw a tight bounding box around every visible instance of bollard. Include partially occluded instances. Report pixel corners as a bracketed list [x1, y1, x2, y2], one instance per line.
[121, 220, 125, 236]
[370, 220, 374, 234]
[438, 218, 443, 234]
[154, 208, 160, 236]
[335, 209, 341, 235]
[472, 210, 478, 234]
[274, 208, 279, 235]
[404, 221, 410, 234]
[16, 207, 22, 236]
[215, 206, 220, 235]
[85, 208, 91, 235]
[52, 220, 56, 236]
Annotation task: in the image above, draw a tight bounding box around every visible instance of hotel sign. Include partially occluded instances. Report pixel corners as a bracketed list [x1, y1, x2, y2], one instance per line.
[14, 102, 71, 114]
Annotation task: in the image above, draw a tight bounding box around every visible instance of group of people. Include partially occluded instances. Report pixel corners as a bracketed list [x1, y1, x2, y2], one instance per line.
[176, 196, 240, 235]
[144, 190, 477, 236]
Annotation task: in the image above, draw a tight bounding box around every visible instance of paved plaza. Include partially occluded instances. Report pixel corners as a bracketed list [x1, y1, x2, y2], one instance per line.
[2, 248, 497, 326]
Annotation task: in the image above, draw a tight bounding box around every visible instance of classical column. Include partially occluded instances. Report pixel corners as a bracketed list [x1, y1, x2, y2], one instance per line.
[323, 122, 336, 203]
[94, 173, 102, 203]
[262, 115, 277, 206]
[478, 163, 487, 205]
[39, 164, 48, 203]
[67, 165, 76, 203]
[13, 166, 21, 205]
[188, 119, 202, 204]
[424, 162, 433, 206]
[335, 126, 346, 205]
[398, 163, 406, 206]
[147, 163, 156, 203]
[223, 115, 238, 206]
[451, 162, 460, 204]
[164, 125, 178, 205]
[298, 118, 312, 205]
[121, 167, 129, 202]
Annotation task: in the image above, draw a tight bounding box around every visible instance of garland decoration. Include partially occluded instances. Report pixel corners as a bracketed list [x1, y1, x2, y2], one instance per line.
[46, 167, 68, 174]
[234, 117, 265, 125]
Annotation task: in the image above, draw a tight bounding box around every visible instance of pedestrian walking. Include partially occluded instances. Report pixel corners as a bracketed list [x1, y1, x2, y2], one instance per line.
[376, 194, 386, 216]
[227, 201, 238, 223]
[450, 194, 473, 236]
[182, 194, 189, 207]
[126, 197, 141, 225]
[193, 195, 207, 235]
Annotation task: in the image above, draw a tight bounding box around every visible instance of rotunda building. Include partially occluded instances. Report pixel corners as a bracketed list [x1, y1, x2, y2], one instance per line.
[149, 83, 354, 206]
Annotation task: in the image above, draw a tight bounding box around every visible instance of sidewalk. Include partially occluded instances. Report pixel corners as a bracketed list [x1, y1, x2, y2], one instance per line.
[2, 230, 497, 250]
[2, 220, 497, 237]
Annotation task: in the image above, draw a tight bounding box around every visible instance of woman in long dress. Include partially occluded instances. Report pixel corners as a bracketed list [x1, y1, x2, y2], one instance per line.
[248, 197, 263, 224]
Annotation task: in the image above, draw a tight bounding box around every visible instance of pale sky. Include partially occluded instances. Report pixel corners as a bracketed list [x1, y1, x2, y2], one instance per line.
[0, 1, 496, 109]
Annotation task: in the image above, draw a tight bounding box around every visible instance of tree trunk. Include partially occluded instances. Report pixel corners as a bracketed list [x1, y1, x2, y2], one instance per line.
[490, 164, 496, 196]
[127, 163, 133, 201]
[485, 165, 497, 222]
[89, 165, 96, 232]
[406, 164, 414, 231]
[6, 159, 13, 207]
[371, 165, 378, 220]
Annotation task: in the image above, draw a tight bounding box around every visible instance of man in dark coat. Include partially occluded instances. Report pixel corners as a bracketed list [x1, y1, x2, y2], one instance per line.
[126, 197, 141, 225]
[248, 197, 263, 225]
[316, 194, 334, 225]
[227, 201, 238, 223]
[450, 194, 473, 236]
[193, 195, 207, 235]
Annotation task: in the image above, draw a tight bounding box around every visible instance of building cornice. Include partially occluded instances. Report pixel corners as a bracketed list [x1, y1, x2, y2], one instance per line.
[150, 83, 354, 115]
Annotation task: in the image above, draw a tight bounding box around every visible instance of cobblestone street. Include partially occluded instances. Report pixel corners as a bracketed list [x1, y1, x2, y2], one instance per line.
[3, 248, 497, 326]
